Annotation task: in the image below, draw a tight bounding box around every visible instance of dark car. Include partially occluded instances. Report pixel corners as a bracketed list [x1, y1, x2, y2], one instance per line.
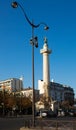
[68, 109, 74, 116]
[47, 110, 57, 118]
[73, 109, 76, 117]
[38, 109, 57, 118]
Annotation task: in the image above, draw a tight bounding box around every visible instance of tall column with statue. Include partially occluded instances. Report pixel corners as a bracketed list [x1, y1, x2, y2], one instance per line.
[40, 37, 52, 99]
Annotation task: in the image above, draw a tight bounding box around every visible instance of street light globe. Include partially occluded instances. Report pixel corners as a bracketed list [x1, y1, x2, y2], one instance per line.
[44, 26, 49, 30]
[11, 1, 18, 8]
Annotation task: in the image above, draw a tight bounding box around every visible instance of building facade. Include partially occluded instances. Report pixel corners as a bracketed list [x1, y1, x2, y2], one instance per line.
[21, 87, 39, 102]
[0, 78, 23, 93]
[38, 80, 74, 103]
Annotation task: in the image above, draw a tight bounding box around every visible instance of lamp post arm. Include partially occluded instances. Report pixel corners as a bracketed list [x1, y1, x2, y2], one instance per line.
[12, 1, 49, 29]
[15, 2, 40, 28]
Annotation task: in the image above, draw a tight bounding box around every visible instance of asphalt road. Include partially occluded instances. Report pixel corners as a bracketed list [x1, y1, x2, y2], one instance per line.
[0, 116, 76, 130]
[0, 117, 25, 130]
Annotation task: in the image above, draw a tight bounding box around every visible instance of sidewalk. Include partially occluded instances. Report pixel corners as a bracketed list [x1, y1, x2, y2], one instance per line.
[20, 126, 75, 130]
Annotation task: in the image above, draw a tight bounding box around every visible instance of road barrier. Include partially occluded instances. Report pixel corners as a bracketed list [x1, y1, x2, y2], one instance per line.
[24, 118, 76, 130]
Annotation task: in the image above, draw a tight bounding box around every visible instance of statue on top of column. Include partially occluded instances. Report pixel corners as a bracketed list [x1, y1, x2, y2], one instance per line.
[44, 37, 48, 44]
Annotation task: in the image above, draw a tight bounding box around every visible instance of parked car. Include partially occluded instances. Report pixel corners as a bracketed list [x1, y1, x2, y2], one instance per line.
[58, 109, 65, 117]
[68, 109, 74, 116]
[40, 110, 48, 118]
[47, 110, 57, 118]
[68, 109, 76, 117]
[38, 109, 57, 118]
[74, 109, 76, 117]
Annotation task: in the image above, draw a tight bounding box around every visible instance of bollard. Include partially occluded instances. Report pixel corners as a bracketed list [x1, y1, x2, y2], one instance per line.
[73, 121, 76, 130]
[56, 121, 58, 130]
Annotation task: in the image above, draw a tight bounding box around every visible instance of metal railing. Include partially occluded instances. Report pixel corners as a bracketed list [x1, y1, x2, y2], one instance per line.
[24, 118, 76, 130]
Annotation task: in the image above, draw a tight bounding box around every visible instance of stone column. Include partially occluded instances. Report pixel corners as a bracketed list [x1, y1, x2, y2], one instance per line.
[40, 37, 52, 99]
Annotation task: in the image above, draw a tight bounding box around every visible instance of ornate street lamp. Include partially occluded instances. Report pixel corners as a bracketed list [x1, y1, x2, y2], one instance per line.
[11, 1, 49, 127]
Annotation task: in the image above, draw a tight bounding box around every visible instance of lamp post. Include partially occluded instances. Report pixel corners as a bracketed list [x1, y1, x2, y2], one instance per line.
[2, 85, 5, 116]
[11, 1, 49, 127]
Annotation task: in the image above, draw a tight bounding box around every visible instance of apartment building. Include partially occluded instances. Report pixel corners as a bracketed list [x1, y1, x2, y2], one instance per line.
[21, 87, 39, 101]
[0, 78, 23, 93]
[38, 80, 74, 103]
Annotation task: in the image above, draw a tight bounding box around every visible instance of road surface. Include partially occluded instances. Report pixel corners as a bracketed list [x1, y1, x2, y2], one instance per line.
[0, 116, 76, 130]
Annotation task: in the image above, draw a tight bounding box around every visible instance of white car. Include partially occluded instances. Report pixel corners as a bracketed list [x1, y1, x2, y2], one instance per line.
[40, 110, 48, 117]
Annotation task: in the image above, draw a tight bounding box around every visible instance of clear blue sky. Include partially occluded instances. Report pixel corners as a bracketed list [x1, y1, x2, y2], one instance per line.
[0, 0, 76, 97]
